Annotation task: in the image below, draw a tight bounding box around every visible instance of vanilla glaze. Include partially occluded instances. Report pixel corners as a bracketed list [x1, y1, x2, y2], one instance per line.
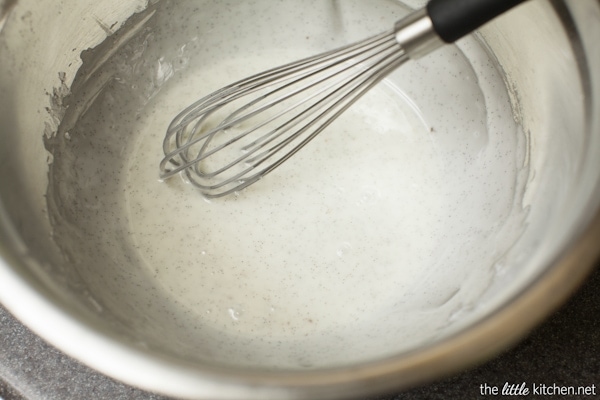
[44, 0, 528, 368]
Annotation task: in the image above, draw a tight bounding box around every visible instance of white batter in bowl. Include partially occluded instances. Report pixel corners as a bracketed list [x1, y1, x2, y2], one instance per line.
[43, 0, 526, 368]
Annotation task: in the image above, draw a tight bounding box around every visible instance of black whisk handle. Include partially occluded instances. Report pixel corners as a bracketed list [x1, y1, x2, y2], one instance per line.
[427, 0, 528, 43]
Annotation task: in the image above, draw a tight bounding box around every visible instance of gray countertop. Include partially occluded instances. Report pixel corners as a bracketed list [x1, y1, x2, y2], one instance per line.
[1, 263, 599, 400]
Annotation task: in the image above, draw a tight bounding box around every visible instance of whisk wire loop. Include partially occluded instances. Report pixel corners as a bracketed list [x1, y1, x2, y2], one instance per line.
[160, 30, 407, 198]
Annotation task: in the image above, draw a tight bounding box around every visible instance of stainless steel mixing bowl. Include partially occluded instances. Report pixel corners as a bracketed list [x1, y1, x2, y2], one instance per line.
[0, 0, 599, 399]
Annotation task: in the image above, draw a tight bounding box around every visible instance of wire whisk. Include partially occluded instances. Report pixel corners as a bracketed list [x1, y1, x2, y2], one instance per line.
[159, 0, 527, 198]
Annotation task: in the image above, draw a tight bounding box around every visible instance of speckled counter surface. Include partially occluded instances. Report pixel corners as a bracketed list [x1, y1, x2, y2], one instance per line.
[1, 263, 599, 400]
